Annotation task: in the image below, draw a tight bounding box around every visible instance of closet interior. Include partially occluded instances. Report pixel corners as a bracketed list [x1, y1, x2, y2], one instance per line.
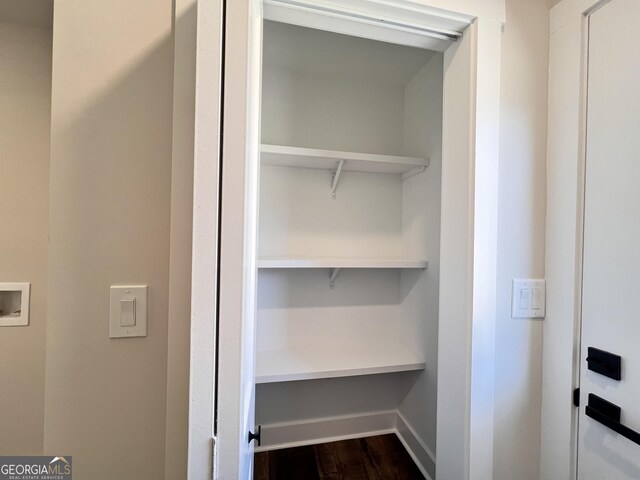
[255, 18, 444, 466]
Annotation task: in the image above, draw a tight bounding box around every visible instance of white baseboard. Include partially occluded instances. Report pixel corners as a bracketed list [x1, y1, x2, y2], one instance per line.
[255, 410, 397, 452]
[395, 411, 436, 480]
[255, 410, 435, 480]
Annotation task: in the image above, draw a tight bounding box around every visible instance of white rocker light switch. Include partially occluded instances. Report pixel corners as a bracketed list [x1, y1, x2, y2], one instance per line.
[120, 297, 136, 327]
[110, 286, 147, 338]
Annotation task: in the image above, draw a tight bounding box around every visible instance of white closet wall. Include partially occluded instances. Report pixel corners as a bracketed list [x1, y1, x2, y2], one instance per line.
[256, 20, 443, 465]
[258, 166, 403, 258]
[399, 55, 443, 453]
[262, 68, 406, 155]
[261, 21, 434, 154]
[256, 372, 416, 422]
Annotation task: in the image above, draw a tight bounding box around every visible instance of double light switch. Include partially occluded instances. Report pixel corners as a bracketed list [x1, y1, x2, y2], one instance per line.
[512, 279, 545, 319]
[110, 285, 147, 338]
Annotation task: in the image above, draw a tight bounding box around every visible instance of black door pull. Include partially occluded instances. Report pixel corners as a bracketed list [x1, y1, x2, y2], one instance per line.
[586, 347, 621, 381]
[586, 394, 640, 446]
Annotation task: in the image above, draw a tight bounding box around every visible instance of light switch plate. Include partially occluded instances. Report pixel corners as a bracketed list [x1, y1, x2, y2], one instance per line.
[110, 285, 147, 338]
[512, 279, 545, 319]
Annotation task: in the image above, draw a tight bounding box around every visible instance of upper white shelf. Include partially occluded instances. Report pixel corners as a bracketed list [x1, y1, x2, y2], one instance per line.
[261, 144, 429, 178]
[258, 257, 428, 269]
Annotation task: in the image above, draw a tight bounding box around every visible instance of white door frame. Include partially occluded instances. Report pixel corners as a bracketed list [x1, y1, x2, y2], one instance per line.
[188, 1, 505, 479]
[438, 16, 502, 480]
[188, 0, 223, 477]
[542, 1, 611, 479]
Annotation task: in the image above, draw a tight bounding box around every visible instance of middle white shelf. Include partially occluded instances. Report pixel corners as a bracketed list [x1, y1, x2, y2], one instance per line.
[258, 257, 429, 269]
[258, 257, 428, 287]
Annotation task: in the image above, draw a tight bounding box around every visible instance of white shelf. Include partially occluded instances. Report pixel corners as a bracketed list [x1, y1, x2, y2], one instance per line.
[261, 144, 429, 177]
[256, 343, 425, 383]
[258, 257, 428, 269]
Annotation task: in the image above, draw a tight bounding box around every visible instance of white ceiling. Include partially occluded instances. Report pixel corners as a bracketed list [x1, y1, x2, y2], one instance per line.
[263, 20, 438, 87]
[0, 0, 53, 28]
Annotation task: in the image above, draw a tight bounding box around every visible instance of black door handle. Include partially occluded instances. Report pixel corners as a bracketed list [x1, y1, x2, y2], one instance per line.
[586, 394, 640, 446]
[586, 347, 622, 381]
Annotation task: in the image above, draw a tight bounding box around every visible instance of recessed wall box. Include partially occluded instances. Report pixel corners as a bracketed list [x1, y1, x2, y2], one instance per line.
[0, 283, 30, 327]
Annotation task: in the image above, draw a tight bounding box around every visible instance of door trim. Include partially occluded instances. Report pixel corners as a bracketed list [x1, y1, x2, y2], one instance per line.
[188, 0, 224, 477]
[543, 1, 612, 479]
[189, 0, 505, 478]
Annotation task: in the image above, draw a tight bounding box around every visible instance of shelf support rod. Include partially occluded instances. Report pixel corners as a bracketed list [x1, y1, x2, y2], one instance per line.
[331, 160, 345, 198]
[329, 268, 341, 289]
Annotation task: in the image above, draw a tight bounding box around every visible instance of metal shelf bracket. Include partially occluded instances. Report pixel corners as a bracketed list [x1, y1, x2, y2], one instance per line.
[329, 268, 341, 289]
[401, 160, 430, 180]
[331, 160, 345, 198]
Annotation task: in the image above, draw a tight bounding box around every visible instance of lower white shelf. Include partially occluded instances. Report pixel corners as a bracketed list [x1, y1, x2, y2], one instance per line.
[256, 343, 425, 384]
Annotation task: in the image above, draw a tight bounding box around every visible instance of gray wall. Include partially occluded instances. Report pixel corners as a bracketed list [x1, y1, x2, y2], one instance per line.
[494, 0, 549, 479]
[0, 1, 194, 476]
[0, 20, 52, 456]
[43, 0, 176, 478]
[165, 0, 197, 477]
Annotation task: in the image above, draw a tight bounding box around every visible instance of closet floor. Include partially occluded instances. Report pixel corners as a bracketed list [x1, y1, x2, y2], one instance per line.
[254, 434, 424, 480]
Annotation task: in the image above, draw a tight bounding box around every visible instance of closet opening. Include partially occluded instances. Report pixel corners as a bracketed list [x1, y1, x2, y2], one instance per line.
[200, 0, 501, 477]
[254, 15, 445, 478]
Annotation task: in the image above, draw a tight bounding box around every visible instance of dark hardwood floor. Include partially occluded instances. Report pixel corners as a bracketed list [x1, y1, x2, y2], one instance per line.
[254, 434, 425, 480]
